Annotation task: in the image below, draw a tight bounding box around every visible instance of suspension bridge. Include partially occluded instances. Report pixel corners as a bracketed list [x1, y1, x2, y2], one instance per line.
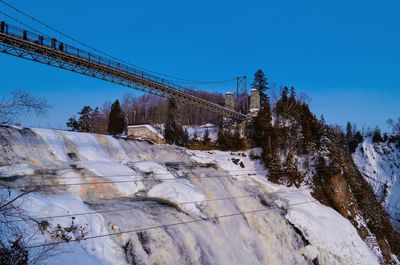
[0, 19, 247, 121]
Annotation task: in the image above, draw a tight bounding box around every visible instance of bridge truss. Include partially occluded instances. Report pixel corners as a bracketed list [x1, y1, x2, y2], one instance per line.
[0, 23, 246, 121]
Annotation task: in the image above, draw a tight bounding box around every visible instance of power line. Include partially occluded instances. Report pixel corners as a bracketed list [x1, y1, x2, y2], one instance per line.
[0, 10, 47, 37]
[25, 199, 318, 249]
[0, 172, 258, 190]
[16, 168, 261, 181]
[5, 187, 316, 224]
[8, 164, 341, 182]
[0, 0, 237, 85]
[0, 167, 341, 190]
[6, 193, 257, 223]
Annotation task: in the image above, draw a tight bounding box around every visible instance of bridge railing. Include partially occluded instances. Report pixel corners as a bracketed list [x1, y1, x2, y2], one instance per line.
[1, 22, 193, 94]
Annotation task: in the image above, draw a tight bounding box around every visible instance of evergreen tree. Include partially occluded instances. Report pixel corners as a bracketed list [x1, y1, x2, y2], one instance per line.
[66, 106, 101, 133]
[232, 127, 243, 150]
[217, 125, 227, 149]
[372, 127, 383, 143]
[91, 107, 101, 133]
[251, 69, 269, 103]
[346, 122, 353, 140]
[203, 128, 211, 144]
[78, 106, 93, 132]
[164, 98, 185, 146]
[66, 117, 79, 131]
[183, 128, 189, 144]
[281, 86, 289, 101]
[348, 131, 364, 153]
[275, 86, 290, 116]
[252, 99, 272, 147]
[108, 100, 126, 135]
[288, 87, 296, 106]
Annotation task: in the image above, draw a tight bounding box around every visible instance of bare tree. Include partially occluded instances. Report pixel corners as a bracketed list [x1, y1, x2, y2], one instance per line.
[0, 189, 59, 265]
[0, 90, 50, 124]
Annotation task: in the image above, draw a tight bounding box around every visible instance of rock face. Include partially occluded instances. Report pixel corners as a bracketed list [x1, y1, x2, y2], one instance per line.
[127, 124, 165, 144]
[353, 138, 400, 232]
[0, 125, 380, 265]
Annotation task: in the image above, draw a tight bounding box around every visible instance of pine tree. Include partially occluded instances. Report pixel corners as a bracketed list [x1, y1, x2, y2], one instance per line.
[164, 98, 185, 146]
[108, 100, 126, 135]
[232, 127, 243, 150]
[251, 69, 269, 104]
[288, 87, 296, 104]
[203, 128, 211, 144]
[217, 125, 227, 149]
[66, 117, 79, 131]
[183, 128, 189, 144]
[66, 106, 99, 132]
[275, 86, 290, 116]
[252, 99, 272, 147]
[281, 87, 289, 101]
[91, 107, 101, 133]
[346, 122, 353, 141]
[78, 106, 93, 132]
[372, 127, 383, 143]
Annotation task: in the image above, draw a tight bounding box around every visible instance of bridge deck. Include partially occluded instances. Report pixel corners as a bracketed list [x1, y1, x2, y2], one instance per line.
[0, 23, 246, 120]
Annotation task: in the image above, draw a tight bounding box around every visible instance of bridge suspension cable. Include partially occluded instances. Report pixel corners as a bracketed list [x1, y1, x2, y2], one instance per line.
[0, 22, 246, 119]
[0, 0, 238, 86]
[24, 199, 319, 249]
[0, 10, 47, 37]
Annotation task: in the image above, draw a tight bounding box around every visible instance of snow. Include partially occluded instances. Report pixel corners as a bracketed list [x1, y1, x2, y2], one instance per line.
[184, 124, 218, 141]
[147, 180, 206, 216]
[133, 161, 175, 179]
[74, 160, 144, 196]
[127, 124, 165, 140]
[2, 190, 126, 265]
[33, 128, 69, 162]
[188, 149, 380, 265]
[353, 137, 400, 231]
[0, 126, 384, 265]
[276, 189, 379, 265]
[62, 131, 111, 161]
[0, 163, 34, 177]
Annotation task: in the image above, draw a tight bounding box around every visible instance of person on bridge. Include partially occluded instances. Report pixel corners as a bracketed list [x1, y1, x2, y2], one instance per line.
[0, 21, 5, 33]
[59, 42, 64, 52]
[39, 35, 44, 45]
[51, 38, 56, 49]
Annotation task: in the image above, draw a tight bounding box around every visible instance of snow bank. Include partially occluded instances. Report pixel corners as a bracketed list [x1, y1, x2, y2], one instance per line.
[353, 138, 400, 230]
[4, 191, 126, 265]
[0, 126, 384, 265]
[74, 160, 144, 196]
[62, 131, 111, 161]
[147, 180, 206, 216]
[133, 161, 174, 179]
[276, 190, 379, 265]
[196, 149, 380, 264]
[33, 128, 69, 162]
[0, 163, 34, 177]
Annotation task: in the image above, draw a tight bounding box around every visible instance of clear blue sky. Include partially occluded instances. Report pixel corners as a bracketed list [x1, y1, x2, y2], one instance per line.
[1, 0, 399, 130]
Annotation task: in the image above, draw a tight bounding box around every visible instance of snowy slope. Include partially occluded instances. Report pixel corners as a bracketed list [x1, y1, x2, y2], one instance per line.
[353, 137, 400, 231]
[0, 126, 381, 265]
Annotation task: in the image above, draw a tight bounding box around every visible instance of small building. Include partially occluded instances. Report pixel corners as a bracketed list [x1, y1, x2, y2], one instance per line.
[127, 125, 165, 144]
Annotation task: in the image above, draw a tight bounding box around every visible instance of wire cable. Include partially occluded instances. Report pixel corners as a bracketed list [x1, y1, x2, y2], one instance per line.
[0, 0, 237, 85]
[6, 193, 258, 223]
[0, 167, 341, 190]
[4, 187, 317, 224]
[25, 199, 319, 249]
[0, 10, 47, 36]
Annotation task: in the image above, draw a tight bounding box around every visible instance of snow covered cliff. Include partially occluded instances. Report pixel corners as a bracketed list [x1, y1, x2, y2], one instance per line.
[0, 126, 380, 264]
[353, 137, 400, 232]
